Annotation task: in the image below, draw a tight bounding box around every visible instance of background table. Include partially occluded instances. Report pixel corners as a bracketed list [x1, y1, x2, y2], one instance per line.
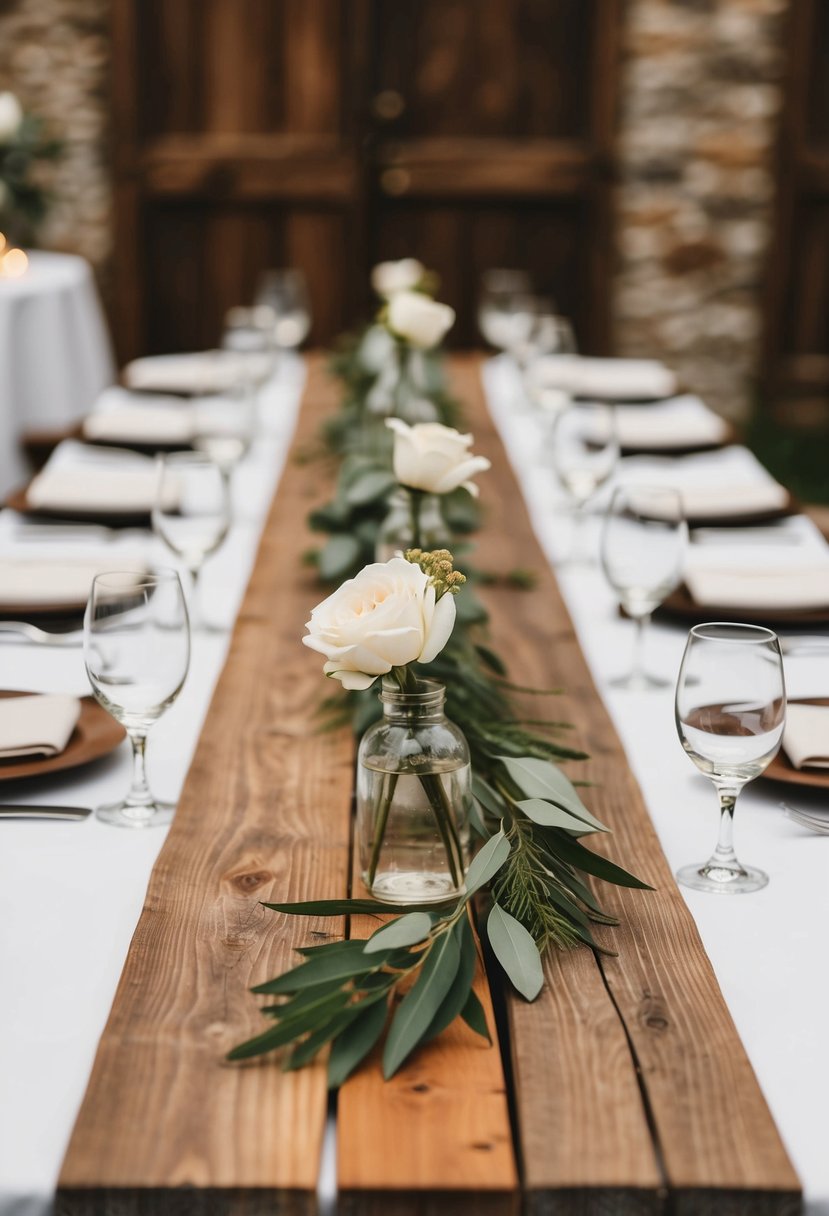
[0, 251, 114, 497]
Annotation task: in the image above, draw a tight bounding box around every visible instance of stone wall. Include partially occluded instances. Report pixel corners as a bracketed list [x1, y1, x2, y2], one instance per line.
[0, 0, 111, 276]
[613, 0, 788, 419]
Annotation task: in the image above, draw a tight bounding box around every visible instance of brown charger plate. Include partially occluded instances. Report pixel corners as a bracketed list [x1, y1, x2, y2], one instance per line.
[70, 422, 193, 457]
[657, 582, 829, 628]
[0, 690, 125, 782]
[762, 697, 829, 791]
[5, 483, 152, 528]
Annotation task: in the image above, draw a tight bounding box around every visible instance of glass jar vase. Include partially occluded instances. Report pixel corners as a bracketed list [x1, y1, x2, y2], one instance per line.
[357, 678, 471, 904]
[375, 489, 450, 562]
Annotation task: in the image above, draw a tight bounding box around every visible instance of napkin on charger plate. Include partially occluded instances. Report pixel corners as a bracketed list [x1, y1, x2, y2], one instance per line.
[83, 401, 195, 447]
[783, 704, 829, 770]
[674, 481, 789, 522]
[685, 564, 829, 610]
[124, 350, 271, 396]
[593, 397, 730, 451]
[26, 467, 178, 514]
[0, 558, 148, 607]
[530, 355, 678, 401]
[0, 694, 81, 760]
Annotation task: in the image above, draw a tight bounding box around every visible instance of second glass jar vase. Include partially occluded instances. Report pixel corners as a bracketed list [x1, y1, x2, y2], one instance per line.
[357, 678, 471, 904]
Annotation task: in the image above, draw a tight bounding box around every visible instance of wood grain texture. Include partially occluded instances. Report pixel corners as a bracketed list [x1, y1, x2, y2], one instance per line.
[58, 358, 354, 1214]
[337, 876, 518, 1215]
[451, 355, 801, 1216]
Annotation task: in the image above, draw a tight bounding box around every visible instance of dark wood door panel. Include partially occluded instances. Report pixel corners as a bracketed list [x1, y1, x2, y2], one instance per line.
[370, 200, 591, 348]
[370, 0, 594, 139]
[144, 204, 350, 352]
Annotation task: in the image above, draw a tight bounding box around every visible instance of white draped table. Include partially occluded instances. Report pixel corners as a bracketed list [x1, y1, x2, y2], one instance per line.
[0, 252, 114, 499]
[1, 353, 827, 1214]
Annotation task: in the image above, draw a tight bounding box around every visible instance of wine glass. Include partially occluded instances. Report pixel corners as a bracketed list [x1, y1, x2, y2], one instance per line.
[193, 393, 255, 484]
[84, 569, 190, 828]
[477, 275, 536, 356]
[551, 404, 619, 565]
[600, 485, 687, 690]
[523, 315, 579, 421]
[675, 623, 786, 894]
[254, 268, 312, 350]
[152, 452, 230, 633]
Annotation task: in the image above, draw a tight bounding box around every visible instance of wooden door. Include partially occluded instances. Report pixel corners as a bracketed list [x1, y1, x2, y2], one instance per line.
[764, 1, 829, 413]
[366, 0, 621, 351]
[110, 0, 621, 359]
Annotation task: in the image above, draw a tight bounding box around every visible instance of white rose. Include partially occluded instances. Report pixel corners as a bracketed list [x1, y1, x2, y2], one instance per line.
[0, 92, 23, 142]
[386, 418, 491, 498]
[303, 556, 456, 690]
[371, 258, 425, 298]
[387, 291, 455, 349]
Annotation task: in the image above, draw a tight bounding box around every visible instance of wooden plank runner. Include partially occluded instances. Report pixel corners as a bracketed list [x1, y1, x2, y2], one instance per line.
[58, 359, 355, 1214]
[449, 355, 801, 1215]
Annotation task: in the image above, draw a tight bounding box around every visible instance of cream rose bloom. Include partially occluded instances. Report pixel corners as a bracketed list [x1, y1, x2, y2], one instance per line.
[386, 418, 491, 498]
[371, 258, 425, 298]
[387, 291, 455, 349]
[303, 557, 456, 690]
[0, 92, 23, 142]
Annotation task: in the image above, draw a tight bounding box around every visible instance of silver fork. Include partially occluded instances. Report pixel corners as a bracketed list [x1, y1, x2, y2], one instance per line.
[781, 802, 829, 834]
[0, 621, 83, 647]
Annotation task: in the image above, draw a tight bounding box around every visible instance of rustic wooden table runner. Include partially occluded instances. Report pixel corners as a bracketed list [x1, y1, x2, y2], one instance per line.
[58, 355, 800, 1215]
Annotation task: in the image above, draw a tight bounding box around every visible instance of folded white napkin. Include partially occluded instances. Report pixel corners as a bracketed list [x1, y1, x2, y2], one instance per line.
[677, 482, 789, 521]
[26, 468, 178, 514]
[783, 704, 829, 769]
[0, 559, 147, 607]
[685, 564, 829, 610]
[124, 351, 271, 395]
[82, 405, 195, 446]
[0, 694, 81, 760]
[598, 399, 730, 451]
[532, 356, 677, 401]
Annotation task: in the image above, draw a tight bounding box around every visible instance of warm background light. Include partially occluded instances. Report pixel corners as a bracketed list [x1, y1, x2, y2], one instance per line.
[0, 247, 28, 278]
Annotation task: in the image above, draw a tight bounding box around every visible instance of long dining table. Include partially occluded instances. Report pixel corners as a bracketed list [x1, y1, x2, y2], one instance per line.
[1, 352, 827, 1215]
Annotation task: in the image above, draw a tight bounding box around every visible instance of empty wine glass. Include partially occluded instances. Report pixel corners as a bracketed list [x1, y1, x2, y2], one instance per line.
[523, 316, 579, 421]
[152, 452, 230, 633]
[193, 393, 255, 484]
[675, 623, 786, 894]
[84, 569, 190, 828]
[477, 274, 536, 356]
[551, 404, 619, 565]
[254, 268, 312, 350]
[601, 485, 687, 690]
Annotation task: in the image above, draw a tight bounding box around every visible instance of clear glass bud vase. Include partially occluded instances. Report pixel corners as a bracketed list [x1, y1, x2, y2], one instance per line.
[375, 490, 450, 562]
[357, 679, 471, 904]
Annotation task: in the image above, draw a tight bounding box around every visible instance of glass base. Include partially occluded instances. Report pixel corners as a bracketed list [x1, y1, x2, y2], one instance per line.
[609, 671, 671, 692]
[676, 861, 768, 894]
[367, 870, 464, 905]
[194, 619, 230, 636]
[96, 799, 176, 829]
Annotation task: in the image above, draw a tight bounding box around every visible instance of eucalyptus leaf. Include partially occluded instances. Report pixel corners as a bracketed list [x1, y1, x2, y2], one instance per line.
[228, 988, 351, 1060]
[363, 912, 433, 954]
[464, 830, 510, 898]
[328, 995, 389, 1089]
[423, 917, 478, 1044]
[460, 988, 491, 1043]
[498, 755, 606, 830]
[471, 775, 507, 819]
[264, 898, 447, 917]
[285, 984, 392, 1072]
[516, 797, 602, 835]
[548, 832, 653, 890]
[383, 928, 461, 1078]
[487, 903, 544, 1001]
[318, 534, 361, 581]
[252, 944, 389, 995]
[345, 469, 396, 506]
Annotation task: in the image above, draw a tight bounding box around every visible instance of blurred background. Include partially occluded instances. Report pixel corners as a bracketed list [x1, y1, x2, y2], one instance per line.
[1, 0, 827, 485]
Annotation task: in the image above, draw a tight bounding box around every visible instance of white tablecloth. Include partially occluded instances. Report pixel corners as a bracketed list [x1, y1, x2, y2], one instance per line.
[484, 355, 829, 1215]
[0, 358, 304, 1216]
[0, 252, 114, 498]
[1, 354, 828, 1214]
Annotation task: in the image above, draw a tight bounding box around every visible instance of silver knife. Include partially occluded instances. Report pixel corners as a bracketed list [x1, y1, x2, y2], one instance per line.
[0, 805, 91, 821]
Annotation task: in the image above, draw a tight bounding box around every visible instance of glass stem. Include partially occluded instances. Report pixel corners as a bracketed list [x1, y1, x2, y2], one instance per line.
[707, 787, 742, 873]
[631, 613, 650, 682]
[126, 730, 153, 811]
[571, 501, 588, 562]
[368, 771, 399, 886]
[188, 564, 202, 631]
